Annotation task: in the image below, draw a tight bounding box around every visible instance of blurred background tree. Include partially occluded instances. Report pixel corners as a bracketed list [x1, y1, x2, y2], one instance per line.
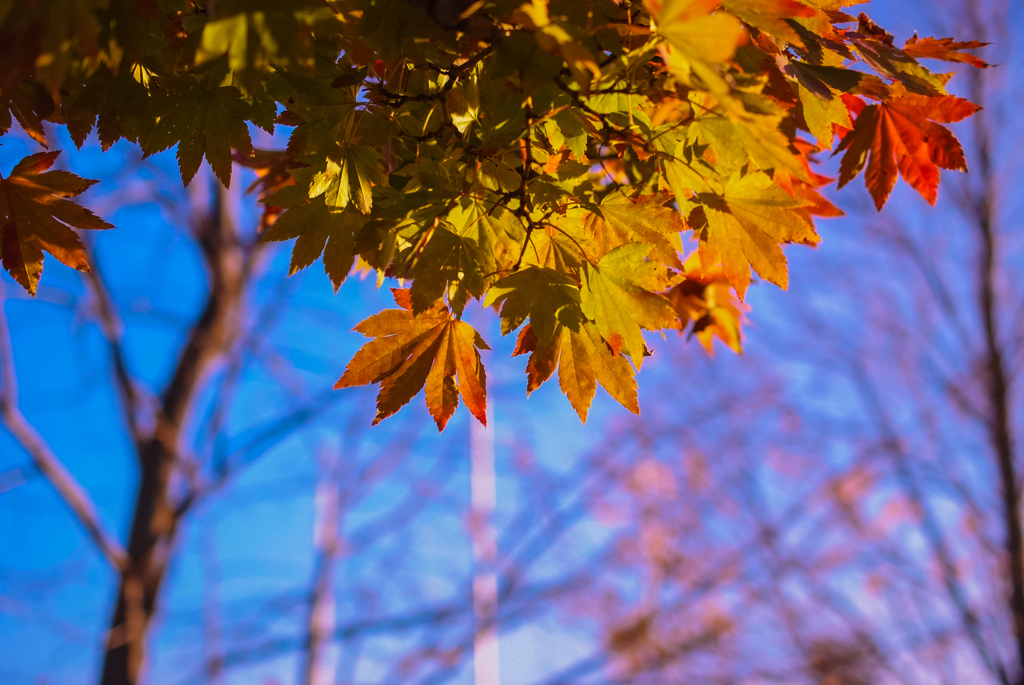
[1, 1, 1021, 685]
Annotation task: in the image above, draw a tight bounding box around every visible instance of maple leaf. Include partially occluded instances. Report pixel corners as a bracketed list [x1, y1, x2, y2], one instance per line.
[545, 108, 590, 162]
[650, 0, 747, 96]
[653, 0, 746, 64]
[310, 144, 386, 213]
[774, 159, 845, 220]
[62, 66, 153, 152]
[682, 100, 811, 181]
[0, 151, 113, 295]
[195, 4, 340, 92]
[143, 75, 254, 187]
[512, 0, 601, 92]
[234, 148, 308, 230]
[665, 252, 747, 354]
[785, 61, 890, 101]
[261, 197, 367, 291]
[284, 81, 358, 159]
[236, 149, 304, 202]
[580, 243, 680, 367]
[695, 171, 817, 298]
[513, 323, 559, 396]
[585, 192, 685, 269]
[721, 0, 820, 48]
[484, 267, 581, 343]
[404, 200, 523, 315]
[836, 92, 980, 209]
[521, 215, 590, 272]
[448, 199, 523, 278]
[848, 14, 951, 96]
[337, 290, 489, 430]
[407, 225, 485, 315]
[514, 321, 638, 423]
[800, 0, 866, 8]
[903, 35, 990, 69]
[1, 81, 53, 147]
[797, 84, 853, 150]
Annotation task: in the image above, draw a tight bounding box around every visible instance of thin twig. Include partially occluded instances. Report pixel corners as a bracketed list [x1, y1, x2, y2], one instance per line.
[84, 245, 146, 446]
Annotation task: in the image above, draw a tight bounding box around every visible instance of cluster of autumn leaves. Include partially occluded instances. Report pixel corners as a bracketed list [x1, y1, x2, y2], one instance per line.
[0, 0, 986, 429]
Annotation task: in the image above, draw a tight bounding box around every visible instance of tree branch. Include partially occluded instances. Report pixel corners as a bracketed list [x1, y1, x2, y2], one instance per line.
[83, 246, 146, 447]
[0, 292, 128, 571]
[851, 361, 1009, 685]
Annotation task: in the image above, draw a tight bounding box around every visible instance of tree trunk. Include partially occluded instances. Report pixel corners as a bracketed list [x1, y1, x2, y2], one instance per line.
[969, 68, 1024, 684]
[99, 181, 245, 685]
[99, 441, 178, 685]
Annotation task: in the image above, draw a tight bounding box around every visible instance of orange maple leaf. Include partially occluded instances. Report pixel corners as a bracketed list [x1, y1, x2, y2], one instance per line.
[336, 289, 489, 430]
[835, 92, 979, 209]
[903, 35, 990, 69]
[665, 252, 747, 355]
[0, 151, 113, 294]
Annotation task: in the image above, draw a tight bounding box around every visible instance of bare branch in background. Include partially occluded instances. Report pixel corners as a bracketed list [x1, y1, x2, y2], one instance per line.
[301, 442, 347, 685]
[83, 245, 147, 445]
[200, 521, 224, 684]
[0, 292, 128, 571]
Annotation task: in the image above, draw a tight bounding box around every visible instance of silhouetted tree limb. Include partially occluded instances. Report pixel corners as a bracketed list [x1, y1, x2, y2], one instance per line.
[0, 291, 129, 572]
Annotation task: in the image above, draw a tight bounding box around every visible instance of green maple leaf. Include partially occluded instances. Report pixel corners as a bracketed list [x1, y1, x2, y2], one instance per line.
[261, 198, 367, 291]
[484, 267, 581, 343]
[62, 67, 152, 151]
[144, 75, 254, 187]
[448, 199, 523, 276]
[310, 144, 386, 213]
[195, 2, 340, 92]
[407, 225, 485, 315]
[580, 243, 679, 367]
[545, 108, 590, 161]
[520, 212, 591, 272]
[407, 199, 524, 315]
[285, 81, 358, 158]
